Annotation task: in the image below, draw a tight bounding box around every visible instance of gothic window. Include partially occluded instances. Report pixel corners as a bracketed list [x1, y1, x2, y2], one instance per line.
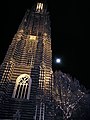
[12, 74, 32, 100]
[36, 3, 43, 13]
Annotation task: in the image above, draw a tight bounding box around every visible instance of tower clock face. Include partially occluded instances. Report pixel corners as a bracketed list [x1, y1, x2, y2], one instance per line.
[16, 74, 30, 85]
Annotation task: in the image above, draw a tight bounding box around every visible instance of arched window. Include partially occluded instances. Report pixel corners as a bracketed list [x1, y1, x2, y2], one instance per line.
[12, 74, 32, 100]
[36, 3, 43, 12]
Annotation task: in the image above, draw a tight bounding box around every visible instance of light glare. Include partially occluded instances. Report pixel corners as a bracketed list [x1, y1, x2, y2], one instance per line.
[56, 58, 61, 63]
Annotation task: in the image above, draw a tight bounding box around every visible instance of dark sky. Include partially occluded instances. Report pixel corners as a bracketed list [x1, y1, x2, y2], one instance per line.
[0, 0, 90, 90]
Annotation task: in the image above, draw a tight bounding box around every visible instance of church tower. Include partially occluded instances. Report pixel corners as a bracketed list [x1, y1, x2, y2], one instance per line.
[0, 1, 54, 120]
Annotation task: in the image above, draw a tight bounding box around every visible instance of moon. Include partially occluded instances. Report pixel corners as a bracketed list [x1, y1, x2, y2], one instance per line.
[56, 58, 61, 63]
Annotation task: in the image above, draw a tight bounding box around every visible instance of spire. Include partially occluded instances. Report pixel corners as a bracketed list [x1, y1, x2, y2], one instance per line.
[36, 2, 44, 12]
[34, 0, 47, 13]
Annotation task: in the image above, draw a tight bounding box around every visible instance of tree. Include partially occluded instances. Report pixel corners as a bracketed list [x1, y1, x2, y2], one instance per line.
[53, 71, 90, 120]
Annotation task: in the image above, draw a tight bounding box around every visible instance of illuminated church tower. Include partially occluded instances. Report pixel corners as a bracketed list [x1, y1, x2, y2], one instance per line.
[0, 1, 54, 119]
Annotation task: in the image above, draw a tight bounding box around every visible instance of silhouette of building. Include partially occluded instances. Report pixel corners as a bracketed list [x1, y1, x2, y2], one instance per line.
[0, 1, 54, 119]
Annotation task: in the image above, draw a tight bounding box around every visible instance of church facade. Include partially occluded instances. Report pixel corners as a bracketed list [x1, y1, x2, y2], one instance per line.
[0, 1, 54, 120]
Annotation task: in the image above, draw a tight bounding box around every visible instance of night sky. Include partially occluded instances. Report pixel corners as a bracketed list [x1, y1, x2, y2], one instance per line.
[0, 0, 89, 90]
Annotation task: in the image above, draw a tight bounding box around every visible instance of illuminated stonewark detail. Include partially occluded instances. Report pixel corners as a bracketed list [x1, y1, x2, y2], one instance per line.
[29, 35, 37, 41]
